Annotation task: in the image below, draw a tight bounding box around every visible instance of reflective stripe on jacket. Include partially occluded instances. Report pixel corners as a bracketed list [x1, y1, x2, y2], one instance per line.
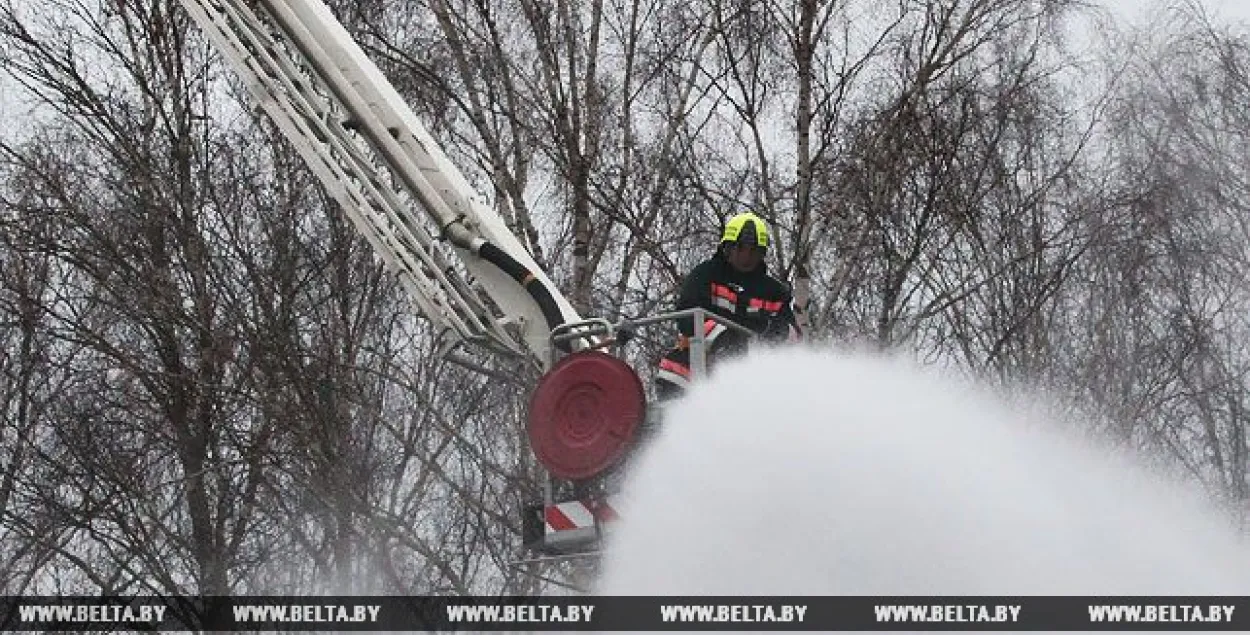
[656, 253, 800, 389]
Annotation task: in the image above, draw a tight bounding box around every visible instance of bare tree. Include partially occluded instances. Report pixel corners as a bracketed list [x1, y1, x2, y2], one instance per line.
[1064, 5, 1250, 510]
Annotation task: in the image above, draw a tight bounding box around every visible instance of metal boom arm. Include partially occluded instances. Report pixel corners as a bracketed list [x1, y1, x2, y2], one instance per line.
[178, 0, 582, 367]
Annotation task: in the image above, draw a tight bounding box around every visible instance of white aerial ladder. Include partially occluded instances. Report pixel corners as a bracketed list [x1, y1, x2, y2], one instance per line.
[176, 0, 754, 565]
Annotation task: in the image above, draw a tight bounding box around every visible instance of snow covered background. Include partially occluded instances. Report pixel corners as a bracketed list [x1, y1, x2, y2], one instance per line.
[596, 347, 1250, 595]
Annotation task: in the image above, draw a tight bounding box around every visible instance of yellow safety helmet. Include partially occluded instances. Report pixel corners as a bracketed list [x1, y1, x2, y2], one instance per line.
[721, 212, 769, 248]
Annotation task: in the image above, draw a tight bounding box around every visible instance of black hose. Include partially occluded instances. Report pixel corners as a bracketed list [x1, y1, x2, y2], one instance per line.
[477, 242, 571, 351]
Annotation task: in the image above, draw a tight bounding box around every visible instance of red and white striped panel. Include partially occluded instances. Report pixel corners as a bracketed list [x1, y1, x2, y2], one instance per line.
[543, 497, 620, 532]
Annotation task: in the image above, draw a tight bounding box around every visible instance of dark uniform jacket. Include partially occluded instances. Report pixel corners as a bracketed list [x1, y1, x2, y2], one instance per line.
[655, 252, 801, 391]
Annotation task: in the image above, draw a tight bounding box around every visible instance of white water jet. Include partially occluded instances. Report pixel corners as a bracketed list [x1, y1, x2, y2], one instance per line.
[597, 347, 1250, 596]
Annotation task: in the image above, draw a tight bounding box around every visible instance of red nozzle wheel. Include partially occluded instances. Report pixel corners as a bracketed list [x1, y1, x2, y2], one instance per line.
[527, 351, 646, 480]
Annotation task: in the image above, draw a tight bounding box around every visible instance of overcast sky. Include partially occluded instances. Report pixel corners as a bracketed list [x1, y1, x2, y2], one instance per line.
[1102, 0, 1250, 25]
[1, 0, 1247, 141]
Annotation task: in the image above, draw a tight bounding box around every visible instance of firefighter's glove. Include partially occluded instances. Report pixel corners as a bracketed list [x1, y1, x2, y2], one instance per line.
[615, 321, 635, 345]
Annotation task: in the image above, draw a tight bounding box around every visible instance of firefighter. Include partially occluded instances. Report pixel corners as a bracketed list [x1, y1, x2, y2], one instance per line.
[654, 212, 801, 401]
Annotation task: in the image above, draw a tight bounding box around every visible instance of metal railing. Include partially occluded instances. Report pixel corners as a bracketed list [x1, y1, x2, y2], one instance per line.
[549, 308, 756, 383]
